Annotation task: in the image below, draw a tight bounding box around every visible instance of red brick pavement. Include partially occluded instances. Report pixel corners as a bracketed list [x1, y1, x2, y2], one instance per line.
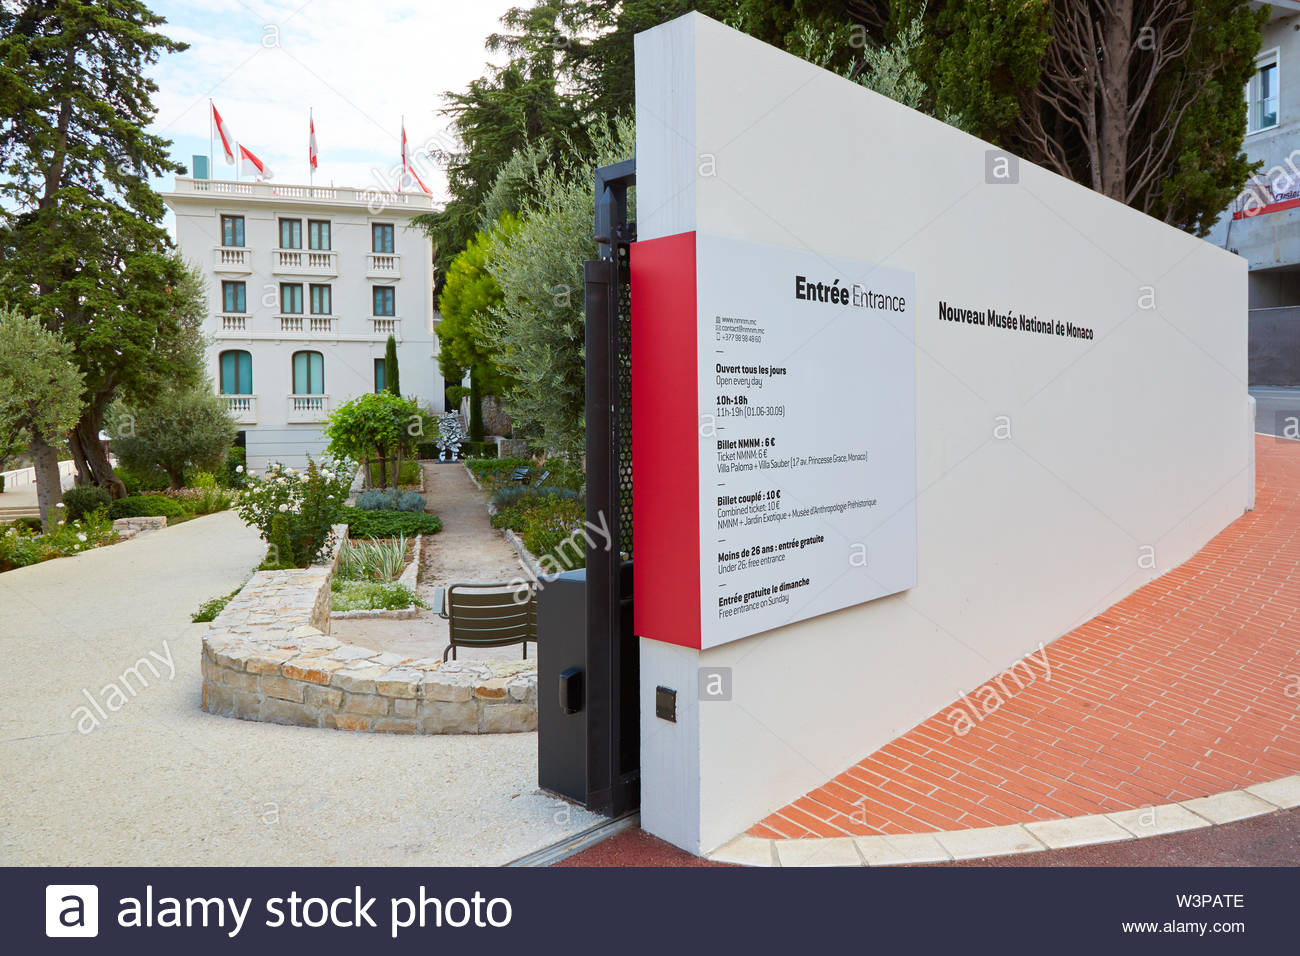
[752, 436, 1300, 840]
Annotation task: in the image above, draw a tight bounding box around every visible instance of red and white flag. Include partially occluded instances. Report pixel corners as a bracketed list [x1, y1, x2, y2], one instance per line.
[401, 122, 431, 195]
[211, 102, 236, 165]
[238, 144, 273, 181]
[309, 111, 318, 171]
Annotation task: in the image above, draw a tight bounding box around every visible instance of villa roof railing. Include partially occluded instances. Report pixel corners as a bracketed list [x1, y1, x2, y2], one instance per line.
[167, 176, 436, 211]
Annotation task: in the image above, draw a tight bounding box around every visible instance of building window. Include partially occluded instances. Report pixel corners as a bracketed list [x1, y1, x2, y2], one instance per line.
[292, 351, 324, 395]
[374, 358, 386, 393]
[308, 219, 331, 251]
[309, 284, 332, 315]
[372, 286, 395, 316]
[221, 215, 245, 247]
[219, 350, 252, 395]
[279, 217, 303, 249]
[1248, 53, 1280, 133]
[221, 280, 246, 313]
[372, 223, 394, 253]
[280, 283, 304, 314]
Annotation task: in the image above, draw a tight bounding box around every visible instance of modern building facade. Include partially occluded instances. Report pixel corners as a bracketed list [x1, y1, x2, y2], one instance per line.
[1207, 2, 1300, 381]
[163, 175, 442, 470]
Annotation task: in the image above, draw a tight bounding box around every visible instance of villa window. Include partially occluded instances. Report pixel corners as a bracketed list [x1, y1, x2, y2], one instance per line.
[220, 215, 245, 247]
[279, 217, 303, 249]
[292, 351, 324, 395]
[372, 286, 395, 316]
[221, 280, 246, 313]
[280, 283, 304, 314]
[218, 350, 252, 395]
[372, 223, 394, 254]
[308, 219, 331, 251]
[309, 283, 332, 315]
[1248, 52, 1280, 133]
[374, 358, 386, 393]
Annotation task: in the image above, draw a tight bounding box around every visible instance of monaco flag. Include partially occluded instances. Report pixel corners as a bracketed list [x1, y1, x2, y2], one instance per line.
[309, 111, 318, 171]
[211, 102, 236, 165]
[238, 144, 273, 181]
[401, 122, 431, 194]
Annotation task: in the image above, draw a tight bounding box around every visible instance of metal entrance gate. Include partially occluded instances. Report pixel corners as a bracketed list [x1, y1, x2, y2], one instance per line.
[536, 159, 639, 817]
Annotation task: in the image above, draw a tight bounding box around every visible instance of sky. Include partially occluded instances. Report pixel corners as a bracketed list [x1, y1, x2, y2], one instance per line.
[148, 0, 518, 207]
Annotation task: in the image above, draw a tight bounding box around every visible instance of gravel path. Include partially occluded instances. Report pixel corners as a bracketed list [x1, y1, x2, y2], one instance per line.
[331, 462, 530, 660]
[0, 507, 598, 866]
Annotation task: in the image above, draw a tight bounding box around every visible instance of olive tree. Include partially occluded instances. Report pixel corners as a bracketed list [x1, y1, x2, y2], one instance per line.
[0, 307, 85, 527]
[109, 386, 237, 489]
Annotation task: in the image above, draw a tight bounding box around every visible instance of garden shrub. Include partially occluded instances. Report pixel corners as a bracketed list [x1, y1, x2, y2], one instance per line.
[235, 459, 351, 567]
[220, 447, 248, 488]
[339, 507, 442, 538]
[355, 488, 426, 512]
[490, 490, 587, 570]
[116, 464, 170, 494]
[466, 456, 532, 486]
[0, 510, 118, 572]
[108, 494, 186, 521]
[13, 515, 43, 533]
[331, 580, 424, 612]
[61, 486, 111, 522]
[260, 513, 298, 570]
[490, 484, 580, 511]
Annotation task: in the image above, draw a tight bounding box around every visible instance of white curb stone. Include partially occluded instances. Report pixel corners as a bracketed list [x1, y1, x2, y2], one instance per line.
[774, 837, 862, 867]
[855, 832, 953, 866]
[1244, 774, 1300, 809]
[1106, 803, 1209, 838]
[1025, 813, 1134, 849]
[933, 824, 1046, 860]
[1181, 790, 1278, 825]
[710, 836, 775, 867]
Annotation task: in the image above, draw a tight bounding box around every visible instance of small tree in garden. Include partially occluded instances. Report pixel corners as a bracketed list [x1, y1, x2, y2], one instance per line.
[0, 307, 85, 528]
[383, 334, 400, 396]
[235, 459, 352, 567]
[323, 392, 419, 490]
[108, 385, 237, 489]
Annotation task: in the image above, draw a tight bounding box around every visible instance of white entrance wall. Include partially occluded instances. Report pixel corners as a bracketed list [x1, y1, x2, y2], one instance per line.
[635, 13, 1253, 855]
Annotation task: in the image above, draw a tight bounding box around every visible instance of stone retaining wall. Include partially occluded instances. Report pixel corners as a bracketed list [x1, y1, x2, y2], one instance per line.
[200, 523, 536, 734]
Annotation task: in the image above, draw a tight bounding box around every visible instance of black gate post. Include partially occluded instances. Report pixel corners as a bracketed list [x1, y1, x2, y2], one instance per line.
[583, 159, 638, 816]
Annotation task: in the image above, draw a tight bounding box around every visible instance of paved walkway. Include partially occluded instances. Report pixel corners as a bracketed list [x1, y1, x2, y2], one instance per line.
[331, 462, 529, 660]
[750, 435, 1300, 842]
[0, 508, 598, 865]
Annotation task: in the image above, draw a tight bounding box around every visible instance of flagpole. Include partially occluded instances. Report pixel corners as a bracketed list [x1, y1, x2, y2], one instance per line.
[208, 98, 213, 180]
[309, 107, 314, 192]
[398, 115, 403, 196]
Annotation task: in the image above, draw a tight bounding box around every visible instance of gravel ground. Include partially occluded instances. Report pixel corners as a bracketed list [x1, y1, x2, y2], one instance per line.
[331, 462, 531, 661]
[0, 507, 599, 866]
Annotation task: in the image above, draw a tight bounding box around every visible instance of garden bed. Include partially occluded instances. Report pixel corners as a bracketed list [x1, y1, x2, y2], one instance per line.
[200, 524, 536, 735]
[332, 532, 426, 619]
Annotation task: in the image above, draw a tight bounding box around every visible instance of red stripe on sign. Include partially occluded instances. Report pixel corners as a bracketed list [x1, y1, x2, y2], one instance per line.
[632, 231, 701, 649]
[1232, 196, 1300, 219]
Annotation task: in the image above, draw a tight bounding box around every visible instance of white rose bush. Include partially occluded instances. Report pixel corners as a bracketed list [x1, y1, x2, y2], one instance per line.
[235, 457, 354, 567]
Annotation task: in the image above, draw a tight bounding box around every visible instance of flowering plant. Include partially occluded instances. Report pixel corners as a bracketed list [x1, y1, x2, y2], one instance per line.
[234, 456, 354, 566]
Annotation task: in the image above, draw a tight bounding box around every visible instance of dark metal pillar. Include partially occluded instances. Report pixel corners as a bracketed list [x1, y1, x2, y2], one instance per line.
[582, 159, 638, 816]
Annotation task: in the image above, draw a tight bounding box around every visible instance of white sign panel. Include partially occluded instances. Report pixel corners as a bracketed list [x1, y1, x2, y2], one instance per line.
[695, 233, 917, 648]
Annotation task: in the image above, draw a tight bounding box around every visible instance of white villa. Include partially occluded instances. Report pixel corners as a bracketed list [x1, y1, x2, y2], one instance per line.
[163, 174, 443, 471]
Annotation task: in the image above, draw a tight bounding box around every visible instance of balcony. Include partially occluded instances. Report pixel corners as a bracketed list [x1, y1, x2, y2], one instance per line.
[170, 177, 435, 211]
[370, 317, 401, 339]
[213, 246, 252, 273]
[367, 253, 401, 279]
[272, 248, 338, 277]
[287, 394, 330, 423]
[217, 313, 248, 333]
[223, 395, 258, 424]
[278, 314, 337, 334]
